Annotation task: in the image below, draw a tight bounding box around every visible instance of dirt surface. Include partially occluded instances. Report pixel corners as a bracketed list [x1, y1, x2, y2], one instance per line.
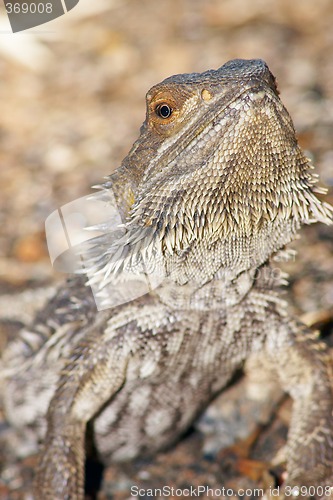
[0, 0, 332, 499]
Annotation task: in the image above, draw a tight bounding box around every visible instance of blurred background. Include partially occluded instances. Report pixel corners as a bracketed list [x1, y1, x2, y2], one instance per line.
[0, 0, 332, 498]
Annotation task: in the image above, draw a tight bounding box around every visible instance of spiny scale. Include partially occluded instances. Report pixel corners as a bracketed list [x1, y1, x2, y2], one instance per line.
[1, 59, 333, 500]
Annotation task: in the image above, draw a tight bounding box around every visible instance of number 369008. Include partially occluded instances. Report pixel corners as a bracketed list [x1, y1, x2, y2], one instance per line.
[5, 3, 53, 14]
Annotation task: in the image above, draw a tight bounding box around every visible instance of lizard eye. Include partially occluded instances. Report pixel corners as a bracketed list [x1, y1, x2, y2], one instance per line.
[155, 103, 173, 119]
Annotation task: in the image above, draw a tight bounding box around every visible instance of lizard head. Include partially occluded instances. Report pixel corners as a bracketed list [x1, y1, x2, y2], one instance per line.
[104, 59, 332, 283]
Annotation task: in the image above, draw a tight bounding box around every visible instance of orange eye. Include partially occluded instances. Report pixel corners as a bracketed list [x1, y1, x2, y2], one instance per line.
[155, 103, 173, 119]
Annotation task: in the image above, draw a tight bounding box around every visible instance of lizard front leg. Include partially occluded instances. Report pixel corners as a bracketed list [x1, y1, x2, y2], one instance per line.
[35, 324, 131, 499]
[34, 298, 218, 499]
[265, 314, 333, 496]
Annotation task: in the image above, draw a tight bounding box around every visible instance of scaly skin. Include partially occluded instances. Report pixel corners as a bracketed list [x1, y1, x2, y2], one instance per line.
[1, 59, 333, 499]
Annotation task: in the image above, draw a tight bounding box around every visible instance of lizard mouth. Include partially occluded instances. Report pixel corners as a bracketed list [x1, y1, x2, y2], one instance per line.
[130, 82, 281, 223]
[138, 82, 278, 194]
[127, 77, 332, 264]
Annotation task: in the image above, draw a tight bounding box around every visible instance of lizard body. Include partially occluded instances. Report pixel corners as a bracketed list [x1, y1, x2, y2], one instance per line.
[1, 59, 333, 499]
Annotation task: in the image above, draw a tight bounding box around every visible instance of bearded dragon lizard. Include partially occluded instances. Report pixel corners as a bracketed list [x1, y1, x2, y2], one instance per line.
[1, 59, 333, 499]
